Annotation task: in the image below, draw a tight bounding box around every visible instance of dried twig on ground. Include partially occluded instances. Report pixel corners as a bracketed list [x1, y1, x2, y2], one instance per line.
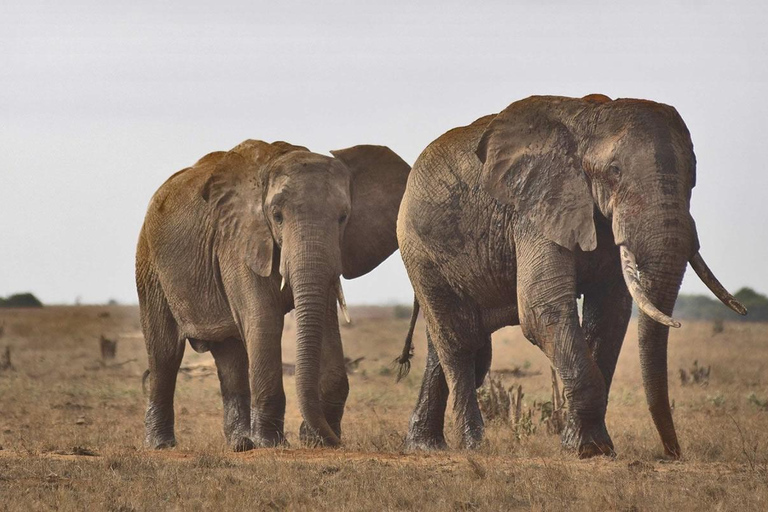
[85, 358, 137, 371]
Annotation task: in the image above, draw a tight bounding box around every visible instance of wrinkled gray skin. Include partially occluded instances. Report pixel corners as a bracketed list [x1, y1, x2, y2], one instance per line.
[397, 95, 744, 458]
[137, 140, 410, 451]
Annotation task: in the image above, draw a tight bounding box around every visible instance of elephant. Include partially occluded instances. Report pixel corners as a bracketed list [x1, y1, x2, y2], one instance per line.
[136, 139, 410, 450]
[395, 94, 746, 458]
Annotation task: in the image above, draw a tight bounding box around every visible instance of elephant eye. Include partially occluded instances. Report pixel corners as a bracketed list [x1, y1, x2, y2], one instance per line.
[609, 164, 621, 178]
[273, 211, 283, 224]
[339, 213, 348, 225]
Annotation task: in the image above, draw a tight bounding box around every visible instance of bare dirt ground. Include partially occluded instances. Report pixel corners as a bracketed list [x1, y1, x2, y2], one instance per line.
[1, 305, 767, 510]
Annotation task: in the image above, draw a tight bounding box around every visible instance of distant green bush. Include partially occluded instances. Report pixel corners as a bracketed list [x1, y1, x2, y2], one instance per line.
[733, 288, 768, 321]
[665, 287, 768, 322]
[0, 293, 43, 308]
[393, 304, 413, 319]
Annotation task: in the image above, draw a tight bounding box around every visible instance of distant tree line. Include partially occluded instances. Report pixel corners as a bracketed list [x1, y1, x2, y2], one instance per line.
[672, 287, 768, 321]
[0, 293, 43, 308]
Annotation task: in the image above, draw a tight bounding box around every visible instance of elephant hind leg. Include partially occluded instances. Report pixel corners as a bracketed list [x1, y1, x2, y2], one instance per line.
[405, 328, 494, 450]
[475, 338, 492, 389]
[405, 331, 449, 451]
[139, 269, 184, 450]
[210, 338, 254, 452]
[425, 312, 487, 450]
[440, 346, 484, 449]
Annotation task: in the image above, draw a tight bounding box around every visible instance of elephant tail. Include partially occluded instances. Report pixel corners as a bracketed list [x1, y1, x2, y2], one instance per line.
[141, 369, 150, 396]
[394, 296, 420, 382]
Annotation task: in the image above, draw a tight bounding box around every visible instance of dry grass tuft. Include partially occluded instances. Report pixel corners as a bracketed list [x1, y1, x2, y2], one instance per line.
[680, 360, 711, 387]
[478, 368, 566, 440]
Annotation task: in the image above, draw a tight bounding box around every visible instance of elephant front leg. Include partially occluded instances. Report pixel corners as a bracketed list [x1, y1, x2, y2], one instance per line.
[405, 332, 449, 450]
[244, 315, 287, 447]
[551, 316, 614, 458]
[557, 279, 632, 457]
[517, 239, 612, 458]
[211, 338, 254, 452]
[525, 300, 612, 457]
[300, 297, 349, 443]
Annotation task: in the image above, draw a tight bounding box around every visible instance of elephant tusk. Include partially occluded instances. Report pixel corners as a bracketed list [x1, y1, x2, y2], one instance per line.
[281, 276, 287, 291]
[689, 252, 747, 316]
[336, 279, 351, 324]
[620, 246, 682, 328]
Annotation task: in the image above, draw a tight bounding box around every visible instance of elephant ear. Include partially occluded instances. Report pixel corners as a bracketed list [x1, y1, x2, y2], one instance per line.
[330, 145, 411, 279]
[201, 149, 275, 277]
[477, 102, 597, 252]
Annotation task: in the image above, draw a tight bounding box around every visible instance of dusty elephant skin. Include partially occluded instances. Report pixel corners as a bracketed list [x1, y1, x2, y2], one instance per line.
[396, 95, 745, 459]
[136, 140, 410, 451]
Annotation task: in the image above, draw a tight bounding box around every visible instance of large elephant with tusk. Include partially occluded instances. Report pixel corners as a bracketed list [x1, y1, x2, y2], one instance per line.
[137, 139, 410, 451]
[395, 95, 745, 458]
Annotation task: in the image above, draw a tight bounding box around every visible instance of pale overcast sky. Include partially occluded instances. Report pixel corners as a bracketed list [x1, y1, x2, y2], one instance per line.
[1, 1, 766, 305]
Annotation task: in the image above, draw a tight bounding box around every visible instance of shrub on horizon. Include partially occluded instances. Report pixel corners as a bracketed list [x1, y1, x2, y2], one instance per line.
[0, 293, 43, 308]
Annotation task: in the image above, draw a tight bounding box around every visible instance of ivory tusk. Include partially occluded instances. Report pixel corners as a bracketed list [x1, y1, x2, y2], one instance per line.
[336, 279, 351, 324]
[620, 246, 682, 328]
[280, 276, 287, 291]
[689, 252, 747, 316]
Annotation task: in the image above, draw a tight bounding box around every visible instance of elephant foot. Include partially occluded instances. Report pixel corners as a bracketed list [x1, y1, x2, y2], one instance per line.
[145, 432, 176, 450]
[145, 405, 177, 449]
[405, 436, 448, 451]
[577, 439, 615, 459]
[404, 429, 448, 451]
[225, 422, 254, 452]
[299, 421, 341, 448]
[458, 426, 484, 450]
[228, 435, 256, 452]
[405, 416, 449, 451]
[251, 430, 287, 448]
[561, 417, 615, 459]
[661, 442, 682, 461]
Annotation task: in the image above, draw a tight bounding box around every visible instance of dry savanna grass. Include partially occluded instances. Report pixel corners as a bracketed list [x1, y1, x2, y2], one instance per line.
[1, 305, 767, 511]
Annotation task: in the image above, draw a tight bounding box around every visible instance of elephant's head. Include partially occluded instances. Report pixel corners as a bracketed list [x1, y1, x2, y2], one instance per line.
[202, 140, 410, 445]
[477, 95, 746, 457]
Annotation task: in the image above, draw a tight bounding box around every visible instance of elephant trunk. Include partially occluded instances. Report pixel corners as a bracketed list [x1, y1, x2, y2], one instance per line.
[288, 231, 341, 447]
[624, 208, 693, 459]
[618, 196, 746, 458]
[636, 254, 687, 458]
